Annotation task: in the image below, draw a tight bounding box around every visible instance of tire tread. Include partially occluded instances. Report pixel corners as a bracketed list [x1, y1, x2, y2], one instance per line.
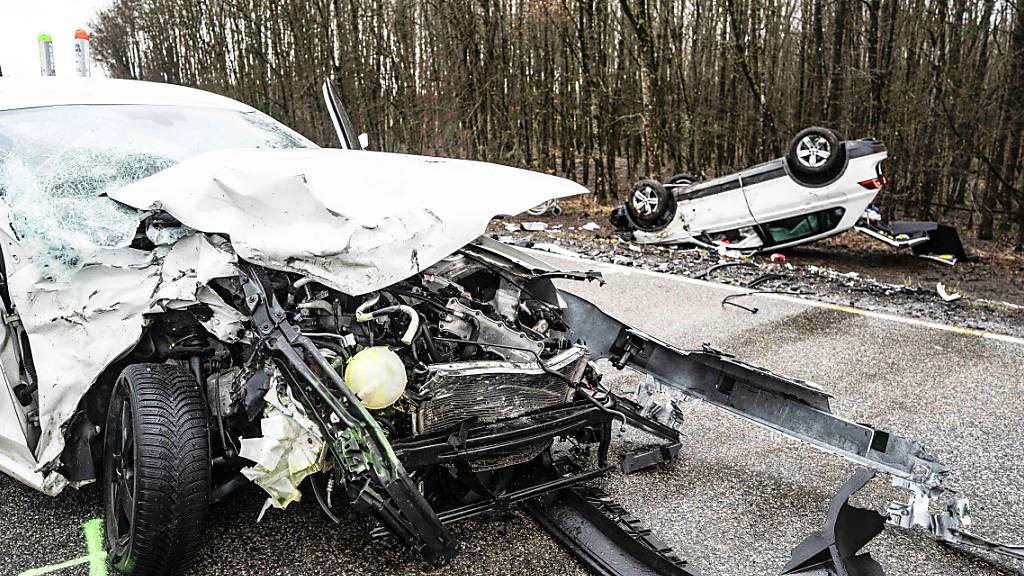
[110, 363, 210, 576]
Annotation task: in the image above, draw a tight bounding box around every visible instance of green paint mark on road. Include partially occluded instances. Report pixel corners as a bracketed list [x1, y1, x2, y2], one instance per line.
[82, 519, 107, 576]
[19, 518, 107, 576]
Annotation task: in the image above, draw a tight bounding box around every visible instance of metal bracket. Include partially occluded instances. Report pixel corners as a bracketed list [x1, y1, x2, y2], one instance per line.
[560, 290, 947, 483]
[787, 468, 1024, 576]
[887, 476, 1024, 562]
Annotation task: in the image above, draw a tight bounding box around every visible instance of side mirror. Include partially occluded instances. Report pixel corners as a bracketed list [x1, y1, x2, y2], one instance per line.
[358, 133, 369, 150]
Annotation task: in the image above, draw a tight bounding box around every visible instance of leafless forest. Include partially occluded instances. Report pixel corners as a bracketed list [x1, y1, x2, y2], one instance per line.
[91, 0, 1023, 244]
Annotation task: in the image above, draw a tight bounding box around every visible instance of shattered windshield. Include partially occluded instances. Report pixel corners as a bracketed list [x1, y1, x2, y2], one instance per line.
[0, 104, 314, 277]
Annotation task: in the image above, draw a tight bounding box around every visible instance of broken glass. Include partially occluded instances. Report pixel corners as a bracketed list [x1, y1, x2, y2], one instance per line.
[0, 104, 314, 278]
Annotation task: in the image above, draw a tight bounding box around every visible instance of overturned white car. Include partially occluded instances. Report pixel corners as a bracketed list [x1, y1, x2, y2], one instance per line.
[0, 79, 1016, 576]
[611, 128, 973, 263]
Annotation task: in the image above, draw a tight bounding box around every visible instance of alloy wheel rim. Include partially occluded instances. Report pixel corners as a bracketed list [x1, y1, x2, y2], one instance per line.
[631, 186, 659, 216]
[796, 135, 831, 168]
[109, 396, 136, 555]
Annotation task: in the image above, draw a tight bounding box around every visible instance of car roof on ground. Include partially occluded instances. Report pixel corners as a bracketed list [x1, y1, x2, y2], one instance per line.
[0, 77, 254, 112]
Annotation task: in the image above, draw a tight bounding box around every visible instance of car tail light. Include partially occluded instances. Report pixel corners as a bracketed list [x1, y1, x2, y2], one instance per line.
[859, 176, 886, 190]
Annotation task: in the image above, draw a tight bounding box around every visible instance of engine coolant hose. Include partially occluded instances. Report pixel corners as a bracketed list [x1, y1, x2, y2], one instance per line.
[355, 293, 419, 345]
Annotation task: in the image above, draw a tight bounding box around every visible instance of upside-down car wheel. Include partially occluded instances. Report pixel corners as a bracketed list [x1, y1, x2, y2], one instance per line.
[103, 363, 211, 576]
[625, 179, 676, 232]
[786, 127, 845, 183]
[665, 173, 697, 188]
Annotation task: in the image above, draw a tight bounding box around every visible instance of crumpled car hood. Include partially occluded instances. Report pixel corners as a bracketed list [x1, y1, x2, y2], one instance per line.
[110, 148, 588, 295]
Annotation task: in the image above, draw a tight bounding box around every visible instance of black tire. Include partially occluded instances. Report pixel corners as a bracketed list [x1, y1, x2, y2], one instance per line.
[786, 127, 845, 180]
[665, 173, 697, 187]
[624, 179, 676, 231]
[103, 363, 211, 576]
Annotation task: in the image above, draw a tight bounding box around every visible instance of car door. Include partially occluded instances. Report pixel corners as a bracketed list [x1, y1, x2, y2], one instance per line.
[677, 175, 757, 234]
[321, 80, 367, 150]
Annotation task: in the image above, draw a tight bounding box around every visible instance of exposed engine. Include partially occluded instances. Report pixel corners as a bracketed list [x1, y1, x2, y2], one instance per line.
[199, 242, 594, 472]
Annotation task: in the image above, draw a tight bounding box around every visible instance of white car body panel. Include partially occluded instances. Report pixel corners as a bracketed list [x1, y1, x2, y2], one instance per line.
[742, 155, 880, 224]
[110, 147, 587, 297]
[4, 234, 242, 494]
[680, 186, 753, 235]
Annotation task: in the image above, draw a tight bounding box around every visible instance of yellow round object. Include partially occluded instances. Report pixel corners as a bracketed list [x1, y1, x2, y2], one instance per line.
[343, 346, 408, 409]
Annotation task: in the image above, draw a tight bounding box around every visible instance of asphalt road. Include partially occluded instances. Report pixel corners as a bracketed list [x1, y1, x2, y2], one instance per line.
[2, 252, 1022, 576]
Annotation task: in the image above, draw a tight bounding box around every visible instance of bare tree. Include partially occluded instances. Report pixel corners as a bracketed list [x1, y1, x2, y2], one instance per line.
[90, 0, 1023, 240]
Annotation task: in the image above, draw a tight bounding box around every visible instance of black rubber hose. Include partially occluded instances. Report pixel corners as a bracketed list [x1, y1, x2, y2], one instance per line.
[692, 261, 755, 280]
[418, 314, 441, 363]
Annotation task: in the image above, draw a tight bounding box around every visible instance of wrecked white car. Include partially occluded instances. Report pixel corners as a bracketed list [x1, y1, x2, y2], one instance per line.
[0, 79, 1018, 576]
[611, 128, 973, 263]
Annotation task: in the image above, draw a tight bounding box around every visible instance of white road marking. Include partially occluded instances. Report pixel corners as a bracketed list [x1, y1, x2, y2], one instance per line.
[524, 248, 1024, 347]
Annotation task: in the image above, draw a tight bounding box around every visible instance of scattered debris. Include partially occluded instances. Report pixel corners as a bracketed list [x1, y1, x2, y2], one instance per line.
[487, 220, 1024, 339]
[746, 273, 785, 288]
[522, 221, 548, 231]
[920, 253, 959, 266]
[770, 253, 786, 262]
[503, 222, 521, 232]
[581, 221, 602, 231]
[937, 283, 962, 302]
[716, 245, 744, 258]
[722, 292, 761, 314]
[721, 287, 814, 314]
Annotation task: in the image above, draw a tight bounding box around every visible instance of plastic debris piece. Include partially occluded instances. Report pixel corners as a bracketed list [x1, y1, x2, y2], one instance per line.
[522, 221, 548, 231]
[919, 254, 958, 266]
[771, 253, 786, 262]
[937, 283, 961, 302]
[713, 244, 745, 258]
[582, 222, 601, 231]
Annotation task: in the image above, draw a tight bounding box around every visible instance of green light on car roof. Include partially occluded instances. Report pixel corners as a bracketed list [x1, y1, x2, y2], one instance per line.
[38, 33, 53, 42]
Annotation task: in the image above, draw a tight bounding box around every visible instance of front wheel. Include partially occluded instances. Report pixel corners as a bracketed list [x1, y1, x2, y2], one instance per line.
[103, 363, 211, 576]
